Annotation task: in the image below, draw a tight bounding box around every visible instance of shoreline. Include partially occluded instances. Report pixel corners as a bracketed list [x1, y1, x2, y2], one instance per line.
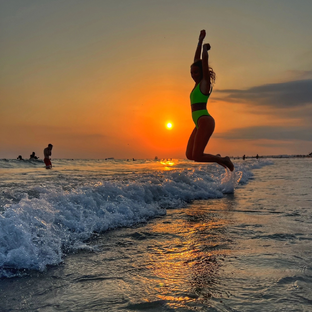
[1, 154, 312, 161]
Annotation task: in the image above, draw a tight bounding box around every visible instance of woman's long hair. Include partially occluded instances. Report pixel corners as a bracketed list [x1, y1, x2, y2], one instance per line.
[192, 60, 216, 86]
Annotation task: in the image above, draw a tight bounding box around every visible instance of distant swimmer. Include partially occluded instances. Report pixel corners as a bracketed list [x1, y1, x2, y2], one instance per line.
[186, 30, 234, 171]
[243, 155, 246, 160]
[29, 152, 39, 160]
[43, 144, 53, 169]
[17, 155, 23, 160]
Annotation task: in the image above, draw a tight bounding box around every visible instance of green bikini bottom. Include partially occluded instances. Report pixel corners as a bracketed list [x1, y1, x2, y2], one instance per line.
[192, 109, 210, 128]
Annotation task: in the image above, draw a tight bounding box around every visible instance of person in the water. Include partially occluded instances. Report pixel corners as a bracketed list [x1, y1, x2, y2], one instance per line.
[186, 30, 234, 171]
[43, 144, 53, 169]
[29, 152, 39, 160]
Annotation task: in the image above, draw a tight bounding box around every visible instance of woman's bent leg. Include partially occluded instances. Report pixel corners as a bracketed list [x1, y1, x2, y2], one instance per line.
[192, 116, 234, 171]
[192, 115, 215, 161]
[186, 127, 197, 160]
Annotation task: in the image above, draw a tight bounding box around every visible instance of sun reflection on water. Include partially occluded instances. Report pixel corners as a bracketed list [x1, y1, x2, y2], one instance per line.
[141, 202, 232, 308]
[159, 159, 176, 170]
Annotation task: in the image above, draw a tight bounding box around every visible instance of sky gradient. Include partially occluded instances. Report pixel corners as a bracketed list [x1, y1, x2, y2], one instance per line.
[1, 0, 312, 159]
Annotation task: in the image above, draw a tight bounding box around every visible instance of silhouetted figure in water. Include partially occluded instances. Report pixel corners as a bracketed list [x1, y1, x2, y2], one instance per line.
[186, 30, 234, 171]
[43, 144, 53, 169]
[256, 154, 259, 159]
[243, 155, 246, 160]
[29, 152, 39, 160]
[17, 155, 23, 160]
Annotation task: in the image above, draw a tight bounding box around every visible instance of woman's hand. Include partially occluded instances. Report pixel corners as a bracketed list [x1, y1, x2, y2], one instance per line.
[203, 43, 211, 51]
[199, 30, 206, 42]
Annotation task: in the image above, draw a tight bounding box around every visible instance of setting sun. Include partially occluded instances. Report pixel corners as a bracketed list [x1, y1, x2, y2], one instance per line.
[166, 122, 173, 130]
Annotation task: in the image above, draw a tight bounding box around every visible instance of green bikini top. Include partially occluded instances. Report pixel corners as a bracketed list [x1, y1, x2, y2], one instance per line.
[190, 83, 211, 105]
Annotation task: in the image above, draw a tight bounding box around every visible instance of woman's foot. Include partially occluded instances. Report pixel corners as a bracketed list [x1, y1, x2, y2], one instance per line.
[222, 156, 234, 171]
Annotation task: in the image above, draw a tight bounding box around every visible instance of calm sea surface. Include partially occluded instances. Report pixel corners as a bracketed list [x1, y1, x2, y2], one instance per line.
[0, 158, 311, 311]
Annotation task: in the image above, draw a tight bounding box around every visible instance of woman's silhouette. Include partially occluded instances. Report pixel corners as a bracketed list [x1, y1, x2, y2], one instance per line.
[186, 30, 234, 171]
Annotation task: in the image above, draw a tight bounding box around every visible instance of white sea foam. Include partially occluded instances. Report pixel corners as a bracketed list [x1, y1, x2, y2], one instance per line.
[0, 159, 272, 277]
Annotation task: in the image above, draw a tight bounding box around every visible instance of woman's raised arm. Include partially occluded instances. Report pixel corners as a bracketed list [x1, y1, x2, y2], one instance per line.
[201, 43, 211, 93]
[194, 30, 206, 62]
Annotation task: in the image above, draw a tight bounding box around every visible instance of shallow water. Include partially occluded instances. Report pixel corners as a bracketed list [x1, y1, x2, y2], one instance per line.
[1, 158, 312, 311]
[0, 158, 248, 276]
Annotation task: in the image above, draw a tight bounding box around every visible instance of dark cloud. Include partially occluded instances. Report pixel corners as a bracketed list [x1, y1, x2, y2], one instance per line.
[214, 79, 312, 108]
[214, 125, 312, 141]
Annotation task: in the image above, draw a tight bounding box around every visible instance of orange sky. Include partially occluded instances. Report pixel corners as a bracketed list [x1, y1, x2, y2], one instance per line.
[1, 0, 312, 159]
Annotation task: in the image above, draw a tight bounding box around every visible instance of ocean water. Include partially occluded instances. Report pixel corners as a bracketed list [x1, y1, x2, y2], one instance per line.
[0, 157, 311, 311]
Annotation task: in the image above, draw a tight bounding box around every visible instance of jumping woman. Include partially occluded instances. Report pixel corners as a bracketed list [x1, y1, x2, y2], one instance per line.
[186, 30, 234, 171]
